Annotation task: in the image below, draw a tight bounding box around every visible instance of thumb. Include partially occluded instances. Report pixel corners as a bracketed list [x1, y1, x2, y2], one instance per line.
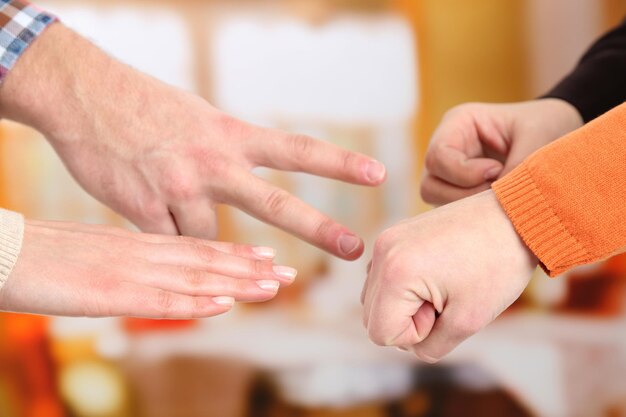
[412, 301, 437, 342]
[367, 293, 436, 347]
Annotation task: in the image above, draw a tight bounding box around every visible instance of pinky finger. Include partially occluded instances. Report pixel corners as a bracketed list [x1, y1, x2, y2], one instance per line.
[113, 282, 235, 319]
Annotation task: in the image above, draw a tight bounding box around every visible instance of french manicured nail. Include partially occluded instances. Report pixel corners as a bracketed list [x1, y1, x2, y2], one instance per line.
[338, 233, 361, 255]
[252, 246, 276, 259]
[484, 167, 502, 181]
[366, 160, 386, 183]
[273, 265, 298, 281]
[257, 280, 280, 291]
[213, 296, 235, 307]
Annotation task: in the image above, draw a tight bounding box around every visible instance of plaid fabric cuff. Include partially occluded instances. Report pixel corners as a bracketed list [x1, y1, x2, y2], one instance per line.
[0, 0, 56, 82]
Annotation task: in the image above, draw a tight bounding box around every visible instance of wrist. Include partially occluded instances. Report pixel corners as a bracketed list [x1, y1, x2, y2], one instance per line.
[0, 23, 138, 148]
[532, 98, 584, 136]
[476, 189, 539, 270]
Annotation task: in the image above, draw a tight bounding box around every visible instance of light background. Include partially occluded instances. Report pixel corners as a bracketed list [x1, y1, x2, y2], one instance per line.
[0, 1, 625, 417]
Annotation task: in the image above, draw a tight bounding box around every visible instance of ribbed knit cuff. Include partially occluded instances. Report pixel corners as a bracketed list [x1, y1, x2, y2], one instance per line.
[492, 164, 591, 277]
[0, 208, 24, 289]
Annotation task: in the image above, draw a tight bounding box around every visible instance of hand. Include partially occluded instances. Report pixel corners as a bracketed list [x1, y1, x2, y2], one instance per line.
[0, 24, 386, 260]
[421, 99, 582, 205]
[0, 220, 296, 318]
[362, 190, 537, 362]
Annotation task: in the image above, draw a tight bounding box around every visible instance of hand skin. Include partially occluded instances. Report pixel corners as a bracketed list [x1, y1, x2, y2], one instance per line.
[362, 190, 538, 363]
[0, 23, 386, 260]
[421, 99, 583, 205]
[0, 220, 297, 318]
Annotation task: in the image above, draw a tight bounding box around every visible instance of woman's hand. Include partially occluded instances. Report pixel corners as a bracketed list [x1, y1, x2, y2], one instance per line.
[0, 220, 296, 318]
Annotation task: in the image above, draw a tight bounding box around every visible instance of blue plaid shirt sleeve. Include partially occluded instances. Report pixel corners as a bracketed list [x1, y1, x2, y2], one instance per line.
[0, 0, 55, 82]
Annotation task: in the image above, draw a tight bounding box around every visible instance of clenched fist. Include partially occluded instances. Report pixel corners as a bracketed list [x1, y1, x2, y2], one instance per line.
[362, 191, 537, 362]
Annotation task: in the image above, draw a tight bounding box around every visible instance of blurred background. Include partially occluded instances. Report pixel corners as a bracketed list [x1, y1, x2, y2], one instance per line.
[1, 0, 626, 416]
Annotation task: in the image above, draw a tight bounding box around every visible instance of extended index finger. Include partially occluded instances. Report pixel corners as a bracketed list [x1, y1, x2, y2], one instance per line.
[223, 167, 364, 260]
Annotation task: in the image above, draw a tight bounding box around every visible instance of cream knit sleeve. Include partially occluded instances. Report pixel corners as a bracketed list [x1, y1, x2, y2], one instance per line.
[0, 208, 24, 289]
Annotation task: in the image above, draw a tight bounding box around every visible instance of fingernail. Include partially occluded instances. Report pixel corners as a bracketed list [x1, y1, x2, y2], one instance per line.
[273, 265, 298, 281]
[396, 347, 408, 352]
[338, 233, 361, 255]
[366, 160, 386, 183]
[252, 246, 276, 259]
[213, 296, 235, 307]
[257, 280, 280, 291]
[484, 166, 502, 181]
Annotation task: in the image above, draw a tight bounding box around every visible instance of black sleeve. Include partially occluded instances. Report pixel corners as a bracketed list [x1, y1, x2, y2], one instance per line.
[543, 18, 626, 123]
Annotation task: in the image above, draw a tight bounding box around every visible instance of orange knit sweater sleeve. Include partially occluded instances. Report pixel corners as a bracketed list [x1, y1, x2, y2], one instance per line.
[492, 102, 626, 277]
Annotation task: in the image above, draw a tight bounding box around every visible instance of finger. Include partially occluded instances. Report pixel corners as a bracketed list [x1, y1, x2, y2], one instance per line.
[408, 305, 473, 363]
[28, 220, 277, 261]
[247, 127, 387, 186]
[366, 285, 432, 347]
[130, 265, 281, 302]
[499, 138, 545, 177]
[411, 302, 437, 342]
[127, 207, 180, 236]
[360, 261, 373, 305]
[393, 303, 438, 352]
[223, 168, 364, 260]
[425, 145, 503, 187]
[107, 281, 235, 319]
[169, 201, 219, 240]
[420, 174, 491, 206]
[144, 242, 297, 285]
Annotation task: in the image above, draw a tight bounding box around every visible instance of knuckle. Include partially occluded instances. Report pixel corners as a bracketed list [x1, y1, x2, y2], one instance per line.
[216, 114, 251, 139]
[253, 259, 266, 276]
[202, 152, 231, 180]
[264, 189, 290, 215]
[232, 244, 251, 258]
[89, 277, 119, 296]
[155, 290, 176, 314]
[289, 134, 315, 159]
[192, 296, 210, 317]
[192, 244, 217, 263]
[181, 267, 204, 289]
[85, 279, 120, 317]
[341, 150, 357, 173]
[162, 169, 198, 201]
[313, 217, 335, 245]
[373, 229, 395, 258]
[379, 253, 411, 284]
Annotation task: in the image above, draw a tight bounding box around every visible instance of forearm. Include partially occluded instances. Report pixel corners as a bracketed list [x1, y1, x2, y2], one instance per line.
[493, 102, 626, 276]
